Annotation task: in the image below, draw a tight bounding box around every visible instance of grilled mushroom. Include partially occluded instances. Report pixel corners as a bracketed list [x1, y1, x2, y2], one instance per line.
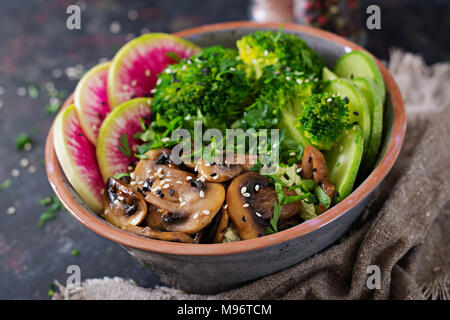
[301, 145, 329, 184]
[124, 225, 194, 243]
[145, 205, 167, 231]
[132, 148, 177, 183]
[144, 167, 226, 235]
[226, 172, 302, 240]
[197, 153, 257, 182]
[102, 177, 147, 228]
[213, 206, 230, 243]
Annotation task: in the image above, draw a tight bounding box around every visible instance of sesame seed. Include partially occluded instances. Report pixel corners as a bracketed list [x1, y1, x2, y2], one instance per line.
[199, 190, 205, 198]
[180, 201, 186, 207]
[203, 210, 210, 215]
[161, 137, 170, 142]
[130, 173, 135, 179]
[186, 176, 193, 181]
[20, 158, 29, 167]
[255, 184, 260, 192]
[286, 76, 291, 81]
[241, 187, 247, 194]
[296, 79, 303, 85]
[255, 212, 262, 217]
[138, 180, 144, 185]
[296, 168, 302, 173]
[162, 184, 170, 189]
[327, 98, 332, 103]
[243, 193, 250, 198]
[6, 206, 16, 215]
[176, 181, 182, 184]
[117, 196, 124, 201]
[193, 213, 199, 219]
[289, 152, 296, 156]
[264, 50, 268, 56]
[224, 204, 228, 210]
[11, 169, 20, 177]
[243, 203, 249, 208]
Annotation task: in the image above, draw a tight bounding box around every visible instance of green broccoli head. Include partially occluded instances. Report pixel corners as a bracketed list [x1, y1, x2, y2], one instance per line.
[152, 46, 252, 128]
[237, 31, 324, 79]
[299, 93, 349, 150]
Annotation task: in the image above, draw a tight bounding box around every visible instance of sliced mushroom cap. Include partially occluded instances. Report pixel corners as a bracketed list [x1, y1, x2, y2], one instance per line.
[144, 168, 225, 235]
[145, 205, 167, 231]
[301, 145, 329, 184]
[226, 172, 302, 240]
[102, 177, 147, 228]
[132, 148, 177, 182]
[213, 205, 230, 243]
[197, 153, 258, 182]
[124, 224, 194, 243]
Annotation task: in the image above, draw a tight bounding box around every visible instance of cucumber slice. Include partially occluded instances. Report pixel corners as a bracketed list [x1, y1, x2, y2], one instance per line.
[333, 51, 385, 105]
[352, 77, 383, 172]
[324, 125, 364, 202]
[322, 79, 371, 157]
[322, 67, 339, 81]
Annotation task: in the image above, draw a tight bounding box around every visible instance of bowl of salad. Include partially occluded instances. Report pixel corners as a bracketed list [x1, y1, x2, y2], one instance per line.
[45, 21, 406, 294]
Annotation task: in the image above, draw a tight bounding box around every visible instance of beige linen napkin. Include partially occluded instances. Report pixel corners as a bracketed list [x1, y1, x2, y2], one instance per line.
[54, 50, 450, 300]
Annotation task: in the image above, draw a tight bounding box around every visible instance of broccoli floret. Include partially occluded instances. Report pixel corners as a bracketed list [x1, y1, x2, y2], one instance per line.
[299, 93, 349, 150]
[152, 46, 252, 129]
[237, 30, 324, 79]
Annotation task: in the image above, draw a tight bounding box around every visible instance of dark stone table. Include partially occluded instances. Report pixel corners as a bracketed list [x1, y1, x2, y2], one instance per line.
[0, 0, 448, 299]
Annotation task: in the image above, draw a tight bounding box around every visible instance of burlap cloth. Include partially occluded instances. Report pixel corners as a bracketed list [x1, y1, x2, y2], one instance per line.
[54, 50, 450, 300]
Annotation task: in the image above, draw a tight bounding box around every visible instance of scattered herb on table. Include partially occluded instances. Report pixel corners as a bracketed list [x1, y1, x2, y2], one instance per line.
[0, 179, 11, 190]
[39, 196, 64, 227]
[71, 249, 80, 257]
[15, 133, 32, 150]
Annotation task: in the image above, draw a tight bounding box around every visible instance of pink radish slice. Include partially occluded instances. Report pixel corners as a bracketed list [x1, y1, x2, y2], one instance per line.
[53, 105, 104, 213]
[107, 33, 200, 109]
[96, 98, 152, 181]
[74, 62, 111, 145]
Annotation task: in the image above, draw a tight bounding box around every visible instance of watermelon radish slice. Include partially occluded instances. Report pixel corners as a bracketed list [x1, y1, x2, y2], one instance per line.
[53, 105, 104, 213]
[74, 62, 111, 145]
[97, 98, 152, 181]
[107, 33, 200, 109]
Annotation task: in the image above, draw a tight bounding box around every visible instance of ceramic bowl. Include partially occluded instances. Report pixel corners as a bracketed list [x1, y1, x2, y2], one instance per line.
[45, 21, 406, 294]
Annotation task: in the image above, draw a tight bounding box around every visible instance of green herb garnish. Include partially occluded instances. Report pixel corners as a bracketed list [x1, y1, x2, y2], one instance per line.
[0, 179, 11, 190]
[315, 186, 331, 209]
[118, 134, 131, 157]
[16, 133, 32, 150]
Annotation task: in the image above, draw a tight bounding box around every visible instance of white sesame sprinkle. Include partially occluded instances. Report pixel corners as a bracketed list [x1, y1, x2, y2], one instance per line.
[161, 137, 170, 143]
[117, 196, 124, 201]
[213, 175, 218, 180]
[130, 181, 137, 185]
[130, 173, 135, 179]
[205, 162, 211, 167]
[243, 193, 250, 198]
[243, 203, 249, 208]
[7, 206, 16, 215]
[289, 152, 296, 157]
[11, 169, 20, 177]
[156, 78, 162, 86]
[186, 176, 193, 181]
[193, 213, 199, 219]
[127, 9, 138, 20]
[180, 201, 186, 207]
[194, 164, 198, 172]
[264, 50, 268, 56]
[224, 204, 228, 210]
[24, 143, 32, 151]
[241, 186, 247, 194]
[255, 212, 262, 217]
[202, 210, 210, 215]
[296, 168, 302, 173]
[20, 158, 29, 167]
[138, 180, 144, 185]
[296, 79, 303, 85]
[176, 181, 182, 184]
[162, 184, 170, 189]
[199, 190, 205, 198]
[286, 76, 291, 81]
[229, 67, 236, 71]
[327, 98, 332, 103]
[150, 88, 157, 94]
[255, 184, 260, 192]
